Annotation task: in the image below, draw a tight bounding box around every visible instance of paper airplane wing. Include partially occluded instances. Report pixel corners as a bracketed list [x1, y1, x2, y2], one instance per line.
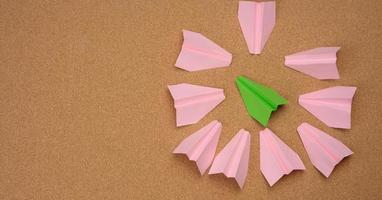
[260, 128, 305, 186]
[175, 30, 232, 71]
[299, 86, 356, 129]
[236, 75, 288, 126]
[168, 83, 225, 127]
[238, 1, 276, 54]
[173, 120, 222, 175]
[209, 129, 251, 189]
[297, 123, 353, 177]
[285, 47, 340, 79]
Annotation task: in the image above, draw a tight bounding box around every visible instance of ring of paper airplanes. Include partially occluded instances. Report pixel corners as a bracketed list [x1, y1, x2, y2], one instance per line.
[169, 0, 356, 190]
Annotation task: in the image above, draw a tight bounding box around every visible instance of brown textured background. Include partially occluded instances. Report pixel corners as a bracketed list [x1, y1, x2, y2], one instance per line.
[1, 0, 382, 199]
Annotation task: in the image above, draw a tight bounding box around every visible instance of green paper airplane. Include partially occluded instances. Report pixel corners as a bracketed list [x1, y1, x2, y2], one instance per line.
[236, 75, 288, 126]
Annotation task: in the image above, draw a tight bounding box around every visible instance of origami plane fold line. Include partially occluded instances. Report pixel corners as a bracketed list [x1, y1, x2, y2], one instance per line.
[236, 75, 288, 127]
[209, 129, 251, 189]
[297, 122, 353, 177]
[299, 86, 356, 129]
[285, 47, 340, 79]
[173, 120, 222, 175]
[168, 83, 225, 127]
[238, 1, 276, 54]
[175, 30, 232, 72]
[260, 128, 305, 186]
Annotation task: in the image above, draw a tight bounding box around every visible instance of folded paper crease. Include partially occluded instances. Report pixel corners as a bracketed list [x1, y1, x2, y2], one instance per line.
[299, 86, 356, 129]
[297, 122, 353, 177]
[260, 128, 305, 186]
[173, 120, 222, 174]
[209, 129, 251, 189]
[236, 75, 288, 126]
[175, 30, 232, 71]
[168, 83, 225, 127]
[285, 47, 340, 79]
[238, 1, 276, 54]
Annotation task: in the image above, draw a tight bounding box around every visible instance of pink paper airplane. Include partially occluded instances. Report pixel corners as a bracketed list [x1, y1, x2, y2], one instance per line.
[299, 86, 357, 129]
[285, 47, 341, 79]
[238, 1, 276, 54]
[175, 30, 232, 72]
[260, 128, 305, 186]
[168, 83, 225, 127]
[297, 122, 353, 177]
[173, 120, 222, 175]
[209, 129, 251, 189]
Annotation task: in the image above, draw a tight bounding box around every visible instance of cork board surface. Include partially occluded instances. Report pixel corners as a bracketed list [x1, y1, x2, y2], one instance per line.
[1, 0, 382, 199]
